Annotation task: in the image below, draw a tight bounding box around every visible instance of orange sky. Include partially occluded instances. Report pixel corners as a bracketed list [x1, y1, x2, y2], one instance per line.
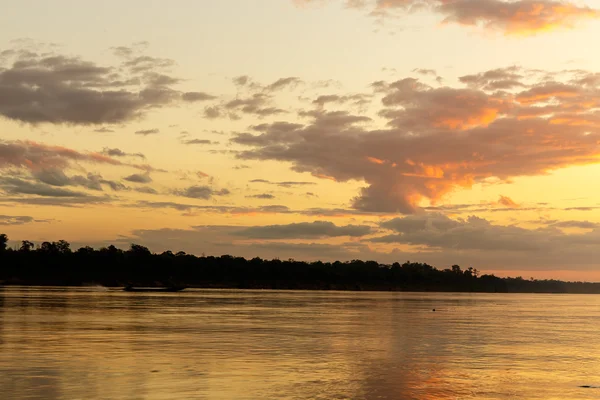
[1, 0, 600, 280]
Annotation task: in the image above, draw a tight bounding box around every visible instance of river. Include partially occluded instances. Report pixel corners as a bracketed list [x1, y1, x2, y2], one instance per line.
[1, 287, 600, 399]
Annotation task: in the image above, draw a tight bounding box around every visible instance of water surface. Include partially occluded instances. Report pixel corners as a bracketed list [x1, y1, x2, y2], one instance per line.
[1, 287, 600, 399]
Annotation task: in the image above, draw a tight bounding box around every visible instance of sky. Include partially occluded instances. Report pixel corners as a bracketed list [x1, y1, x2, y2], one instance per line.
[2, 0, 600, 280]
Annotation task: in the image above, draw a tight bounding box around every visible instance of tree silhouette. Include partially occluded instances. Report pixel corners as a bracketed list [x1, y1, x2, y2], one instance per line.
[0, 234, 7, 252]
[20, 240, 35, 252]
[0, 232, 597, 293]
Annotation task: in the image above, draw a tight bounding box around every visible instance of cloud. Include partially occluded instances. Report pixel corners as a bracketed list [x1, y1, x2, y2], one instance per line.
[31, 169, 126, 192]
[75, 217, 600, 272]
[203, 106, 222, 119]
[123, 173, 152, 183]
[0, 44, 206, 125]
[133, 200, 291, 214]
[0, 215, 40, 226]
[0, 140, 137, 171]
[265, 77, 303, 91]
[233, 75, 302, 92]
[459, 67, 525, 91]
[249, 179, 317, 188]
[246, 193, 276, 199]
[0, 176, 93, 197]
[93, 127, 115, 133]
[101, 147, 145, 159]
[181, 139, 218, 145]
[182, 92, 217, 102]
[132, 200, 391, 218]
[373, 213, 549, 251]
[0, 195, 112, 207]
[172, 185, 230, 200]
[232, 68, 600, 213]
[224, 94, 287, 117]
[294, 0, 600, 35]
[0, 140, 150, 196]
[233, 220, 372, 239]
[497, 195, 519, 208]
[437, 0, 600, 36]
[550, 220, 599, 229]
[135, 129, 160, 136]
[312, 93, 372, 108]
[134, 186, 159, 195]
[202, 76, 306, 120]
[413, 68, 437, 76]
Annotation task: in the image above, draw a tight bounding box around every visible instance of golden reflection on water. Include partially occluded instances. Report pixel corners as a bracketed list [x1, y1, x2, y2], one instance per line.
[2, 287, 600, 399]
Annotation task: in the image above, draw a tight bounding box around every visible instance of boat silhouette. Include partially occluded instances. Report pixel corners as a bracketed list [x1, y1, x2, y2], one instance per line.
[123, 285, 185, 292]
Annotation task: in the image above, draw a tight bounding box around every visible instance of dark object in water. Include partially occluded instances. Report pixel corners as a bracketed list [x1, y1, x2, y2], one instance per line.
[123, 286, 185, 292]
[432, 308, 435, 312]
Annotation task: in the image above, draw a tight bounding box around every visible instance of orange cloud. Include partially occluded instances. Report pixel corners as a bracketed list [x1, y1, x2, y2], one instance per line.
[437, 0, 600, 36]
[232, 67, 600, 213]
[293, 0, 600, 35]
[497, 195, 520, 208]
[0, 140, 126, 171]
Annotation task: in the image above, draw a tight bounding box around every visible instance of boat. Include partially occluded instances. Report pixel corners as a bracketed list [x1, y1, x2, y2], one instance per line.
[123, 286, 186, 292]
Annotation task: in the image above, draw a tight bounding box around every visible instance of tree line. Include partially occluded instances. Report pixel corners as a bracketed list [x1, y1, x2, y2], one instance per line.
[1, 233, 599, 293]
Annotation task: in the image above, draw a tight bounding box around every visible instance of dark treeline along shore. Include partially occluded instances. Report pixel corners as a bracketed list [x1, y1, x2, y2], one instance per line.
[1, 234, 600, 293]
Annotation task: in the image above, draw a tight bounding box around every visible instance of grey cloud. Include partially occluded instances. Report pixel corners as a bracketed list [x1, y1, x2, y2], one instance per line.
[204, 77, 304, 120]
[224, 94, 286, 117]
[233, 221, 372, 239]
[550, 220, 599, 229]
[0, 215, 35, 226]
[101, 180, 128, 191]
[80, 220, 600, 272]
[249, 179, 317, 188]
[266, 77, 303, 91]
[121, 55, 175, 73]
[134, 186, 159, 195]
[459, 67, 525, 90]
[413, 68, 437, 76]
[123, 173, 152, 183]
[26, 166, 129, 193]
[0, 176, 95, 198]
[0, 195, 111, 207]
[233, 75, 251, 87]
[246, 193, 276, 199]
[0, 47, 185, 125]
[203, 106, 222, 119]
[181, 139, 218, 145]
[133, 200, 290, 214]
[93, 127, 115, 133]
[374, 213, 545, 252]
[101, 147, 145, 159]
[173, 185, 230, 200]
[182, 92, 217, 102]
[135, 128, 160, 136]
[277, 181, 318, 188]
[133, 200, 388, 218]
[312, 93, 371, 108]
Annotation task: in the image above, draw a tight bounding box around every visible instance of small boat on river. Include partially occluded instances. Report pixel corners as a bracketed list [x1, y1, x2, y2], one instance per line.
[123, 285, 185, 292]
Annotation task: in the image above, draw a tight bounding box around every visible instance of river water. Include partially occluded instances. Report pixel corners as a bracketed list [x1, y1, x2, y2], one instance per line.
[1, 287, 600, 399]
